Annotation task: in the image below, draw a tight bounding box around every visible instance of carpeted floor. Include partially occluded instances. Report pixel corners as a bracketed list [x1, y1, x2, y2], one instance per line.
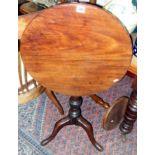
[18, 75, 137, 155]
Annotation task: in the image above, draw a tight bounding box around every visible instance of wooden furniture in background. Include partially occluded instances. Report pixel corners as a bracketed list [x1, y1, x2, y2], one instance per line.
[20, 3, 132, 151]
[18, 48, 64, 114]
[18, 12, 39, 40]
[120, 77, 137, 134]
[120, 55, 137, 134]
[18, 50, 44, 103]
[19, 1, 47, 14]
[119, 32, 137, 134]
[90, 94, 129, 130]
[128, 55, 137, 75]
[102, 96, 129, 130]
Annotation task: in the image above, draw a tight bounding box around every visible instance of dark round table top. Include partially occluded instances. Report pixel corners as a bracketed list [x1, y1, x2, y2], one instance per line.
[21, 3, 132, 96]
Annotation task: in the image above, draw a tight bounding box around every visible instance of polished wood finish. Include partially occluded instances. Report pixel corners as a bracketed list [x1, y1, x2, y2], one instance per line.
[20, 3, 132, 96]
[103, 96, 129, 130]
[127, 33, 137, 76]
[18, 51, 24, 93]
[19, 3, 133, 150]
[18, 13, 46, 104]
[89, 0, 96, 4]
[18, 7, 64, 111]
[41, 96, 103, 152]
[18, 79, 37, 93]
[18, 12, 135, 77]
[18, 51, 38, 95]
[18, 18, 64, 113]
[19, 33, 40, 102]
[18, 3, 121, 105]
[120, 78, 137, 134]
[90, 94, 110, 109]
[18, 51, 64, 111]
[90, 95, 129, 130]
[120, 33, 137, 134]
[18, 9, 134, 128]
[18, 85, 45, 104]
[18, 12, 39, 39]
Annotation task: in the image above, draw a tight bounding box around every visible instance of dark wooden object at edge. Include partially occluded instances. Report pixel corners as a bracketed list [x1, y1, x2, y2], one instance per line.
[41, 96, 103, 152]
[90, 95, 129, 130]
[120, 76, 137, 134]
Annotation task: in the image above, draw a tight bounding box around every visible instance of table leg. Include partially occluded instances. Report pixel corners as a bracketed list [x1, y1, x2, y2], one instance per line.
[41, 96, 103, 152]
[119, 78, 137, 134]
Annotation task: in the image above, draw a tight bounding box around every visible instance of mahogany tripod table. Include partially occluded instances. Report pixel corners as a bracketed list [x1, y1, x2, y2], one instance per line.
[20, 3, 132, 152]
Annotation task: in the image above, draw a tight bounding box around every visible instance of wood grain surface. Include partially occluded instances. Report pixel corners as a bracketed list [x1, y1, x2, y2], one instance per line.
[20, 3, 132, 96]
[18, 12, 39, 39]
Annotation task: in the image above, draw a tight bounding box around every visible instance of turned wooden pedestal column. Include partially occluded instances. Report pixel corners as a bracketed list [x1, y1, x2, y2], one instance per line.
[41, 96, 103, 151]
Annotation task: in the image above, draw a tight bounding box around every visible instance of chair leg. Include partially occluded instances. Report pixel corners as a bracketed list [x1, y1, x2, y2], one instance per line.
[45, 89, 64, 115]
[90, 94, 110, 109]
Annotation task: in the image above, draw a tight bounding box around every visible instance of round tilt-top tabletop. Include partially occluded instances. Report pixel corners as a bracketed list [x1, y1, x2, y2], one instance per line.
[20, 3, 132, 96]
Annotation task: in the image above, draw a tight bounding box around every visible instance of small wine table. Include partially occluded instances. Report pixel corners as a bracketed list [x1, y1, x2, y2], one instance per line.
[20, 3, 132, 151]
